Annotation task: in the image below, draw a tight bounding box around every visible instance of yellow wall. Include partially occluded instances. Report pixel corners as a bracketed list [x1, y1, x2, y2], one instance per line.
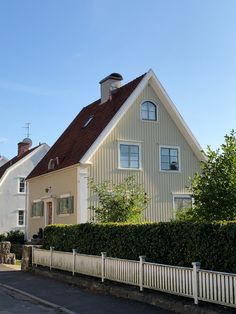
[27, 165, 78, 238]
[88, 83, 200, 222]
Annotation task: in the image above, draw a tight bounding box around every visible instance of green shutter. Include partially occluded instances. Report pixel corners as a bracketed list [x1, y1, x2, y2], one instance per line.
[68, 196, 74, 214]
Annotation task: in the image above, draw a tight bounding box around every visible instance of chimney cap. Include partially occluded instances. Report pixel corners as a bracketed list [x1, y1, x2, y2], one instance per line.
[99, 73, 123, 84]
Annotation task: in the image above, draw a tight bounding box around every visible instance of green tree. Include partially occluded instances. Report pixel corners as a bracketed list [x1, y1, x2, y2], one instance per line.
[177, 130, 236, 221]
[89, 176, 148, 223]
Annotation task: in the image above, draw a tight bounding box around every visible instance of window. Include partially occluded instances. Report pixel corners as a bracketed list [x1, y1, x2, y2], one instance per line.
[31, 201, 44, 217]
[174, 196, 192, 211]
[18, 210, 25, 226]
[48, 157, 59, 170]
[160, 147, 179, 171]
[18, 177, 26, 193]
[119, 143, 140, 169]
[57, 196, 74, 215]
[141, 101, 157, 121]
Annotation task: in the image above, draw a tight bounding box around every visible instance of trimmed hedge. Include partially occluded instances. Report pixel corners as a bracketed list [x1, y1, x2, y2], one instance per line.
[43, 222, 236, 273]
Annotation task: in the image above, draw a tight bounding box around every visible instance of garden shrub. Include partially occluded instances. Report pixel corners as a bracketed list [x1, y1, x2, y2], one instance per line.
[43, 221, 236, 273]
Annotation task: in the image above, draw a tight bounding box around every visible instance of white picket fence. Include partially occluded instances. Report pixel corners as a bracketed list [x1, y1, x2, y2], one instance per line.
[32, 247, 236, 308]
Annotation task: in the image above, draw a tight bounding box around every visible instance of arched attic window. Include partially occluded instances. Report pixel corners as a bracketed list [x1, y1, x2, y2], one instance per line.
[141, 101, 157, 121]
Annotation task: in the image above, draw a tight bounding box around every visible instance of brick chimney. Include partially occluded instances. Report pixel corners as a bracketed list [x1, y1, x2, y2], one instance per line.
[18, 138, 32, 157]
[99, 73, 123, 104]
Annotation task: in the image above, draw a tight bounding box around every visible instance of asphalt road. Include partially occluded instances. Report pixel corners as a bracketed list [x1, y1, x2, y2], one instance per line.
[0, 264, 175, 314]
[0, 285, 59, 313]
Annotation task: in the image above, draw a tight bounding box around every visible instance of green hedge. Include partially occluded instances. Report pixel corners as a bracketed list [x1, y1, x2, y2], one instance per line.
[43, 222, 236, 273]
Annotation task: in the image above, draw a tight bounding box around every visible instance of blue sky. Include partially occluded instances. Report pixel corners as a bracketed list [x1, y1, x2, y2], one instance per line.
[0, 0, 235, 158]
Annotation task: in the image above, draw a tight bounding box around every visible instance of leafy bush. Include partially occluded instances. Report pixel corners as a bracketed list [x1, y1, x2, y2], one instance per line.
[5, 230, 25, 244]
[89, 176, 148, 222]
[0, 234, 6, 242]
[43, 222, 236, 273]
[178, 130, 236, 222]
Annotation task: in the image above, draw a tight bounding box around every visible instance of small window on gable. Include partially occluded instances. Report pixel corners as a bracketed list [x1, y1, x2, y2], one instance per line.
[141, 101, 157, 121]
[83, 115, 94, 128]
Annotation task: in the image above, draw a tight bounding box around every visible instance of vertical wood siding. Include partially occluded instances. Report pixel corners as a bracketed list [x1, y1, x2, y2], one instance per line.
[88, 84, 200, 222]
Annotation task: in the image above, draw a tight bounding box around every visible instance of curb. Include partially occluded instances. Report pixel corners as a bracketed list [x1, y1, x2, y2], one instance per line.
[31, 267, 234, 314]
[0, 282, 77, 314]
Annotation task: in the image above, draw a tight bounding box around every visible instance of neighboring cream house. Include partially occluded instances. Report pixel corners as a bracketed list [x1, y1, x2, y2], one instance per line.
[0, 139, 49, 233]
[27, 70, 205, 239]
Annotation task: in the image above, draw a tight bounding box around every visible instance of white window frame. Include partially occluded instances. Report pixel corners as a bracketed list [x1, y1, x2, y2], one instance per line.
[17, 209, 25, 227]
[140, 100, 158, 122]
[159, 145, 181, 173]
[118, 141, 142, 170]
[173, 194, 193, 215]
[18, 177, 26, 193]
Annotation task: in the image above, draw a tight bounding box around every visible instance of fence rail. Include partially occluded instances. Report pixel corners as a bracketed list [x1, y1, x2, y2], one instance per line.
[32, 247, 236, 309]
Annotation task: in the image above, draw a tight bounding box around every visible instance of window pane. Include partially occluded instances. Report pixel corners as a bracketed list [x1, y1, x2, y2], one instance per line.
[121, 160, 129, 168]
[161, 148, 169, 156]
[149, 111, 156, 120]
[161, 162, 170, 170]
[170, 149, 178, 157]
[175, 197, 192, 211]
[120, 144, 129, 153]
[161, 155, 170, 163]
[141, 110, 148, 120]
[130, 160, 139, 168]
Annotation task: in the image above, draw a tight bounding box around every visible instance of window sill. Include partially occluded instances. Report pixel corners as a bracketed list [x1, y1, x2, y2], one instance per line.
[31, 216, 42, 219]
[17, 192, 26, 195]
[160, 170, 181, 173]
[118, 167, 143, 171]
[17, 225, 25, 227]
[57, 214, 71, 217]
[141, 119, 158, 124]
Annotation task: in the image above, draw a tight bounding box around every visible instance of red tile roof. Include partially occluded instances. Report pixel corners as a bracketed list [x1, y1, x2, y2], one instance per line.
[27, 73, 145, 180]
[0, 146, 39, 180]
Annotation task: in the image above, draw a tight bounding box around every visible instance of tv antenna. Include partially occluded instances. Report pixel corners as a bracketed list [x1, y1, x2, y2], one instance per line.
[23, 123, 31, 138]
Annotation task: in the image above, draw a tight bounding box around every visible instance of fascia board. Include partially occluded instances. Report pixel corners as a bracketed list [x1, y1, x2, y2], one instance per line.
[149, 70, 206, 161]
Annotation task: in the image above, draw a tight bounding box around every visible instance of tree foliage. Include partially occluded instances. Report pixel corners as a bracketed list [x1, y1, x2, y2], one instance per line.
[177, 130, 236, 221]
[89, 176, 148, 223]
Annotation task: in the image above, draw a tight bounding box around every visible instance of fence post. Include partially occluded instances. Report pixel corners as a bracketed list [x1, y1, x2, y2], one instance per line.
[101, 252, 107, 282]
[192, 262, 201, 305]
[32, 246, 34, 266]
[72, 249, 76, 276]
[50, 247, 54, 271]
[139, 256, 146, 292]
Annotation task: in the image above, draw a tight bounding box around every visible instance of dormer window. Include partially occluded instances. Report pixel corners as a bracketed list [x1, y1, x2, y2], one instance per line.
[141, 101, 157, 121]
[48, 157, 59, 170]
[83, 115, 94, 128]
